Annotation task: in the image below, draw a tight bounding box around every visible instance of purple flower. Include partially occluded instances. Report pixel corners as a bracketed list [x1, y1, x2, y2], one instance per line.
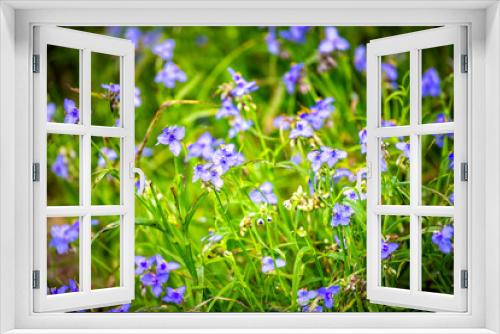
[265, 27, 280, 55]
[124, 27, 142, 48]
[291, 154, 302, 165]
[49, 279, 78, 295]
[300, 98, 335, 130]
[162, 286, 186, 305]
[228, 68, 258, 97]
[52, 154, 69, 180]
[344, 189, 366, 201]
[157, 126, 185, 156]
[155, 62, 187, 89]
[317, 285, 340, 309]
[196, 35, 208, 47]
[432, 225, 454, 254]
[318, 27, 349, 54]
[47, 102, 56, 122]
[381, 63, 398, 82]
[135, 256, 153, 275]
[283, 63, 304, 94]
[449, 192, 455, 204]
[331, 203, 354, 227]
[381, 240, 399, 260]
[307, 150, 323, 172]
[217, 98, 239, 119]
[101, 83, 120, 94]
[109, 303, 131, 313]
[261, 256, 286, 273]
[229, 116, 253, 138]
[354, 45, 366, 72]
[63, 98, 79, 124]
[273, 115, 293, 130]
[101, 84, 142, 108]
[98, 147, 118, 168]
[333, 168, 355, 183]
[432, 114, 452, 148]
[381, 119, 397, 127]
[193, 163, 224, 189]
[134, 87, 142, 107]
[297, 289, 318, 306]
[141, 271, 169, 298]
[279, 26, 309, 44]
[142, 30, 162, 47]
[359, 128, 367, 154]
[188, 132, 222, 161]
[155, 255, 181, 274]
[289, 120, 314, 139]
[395, 142, 410, 159]
[249, 182, 278, 205]
[49, 222, 79, 255]
[448, 151, 454, 170]
[320, 147, 347, 168]
[212, 144, 244, 172]
[422, 68, 441, 97]
[201, 231, 223, 244]
[152, 39, 175, 61]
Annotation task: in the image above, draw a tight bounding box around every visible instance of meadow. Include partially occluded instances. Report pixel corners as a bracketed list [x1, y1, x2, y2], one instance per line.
[45, 26, 455, 312]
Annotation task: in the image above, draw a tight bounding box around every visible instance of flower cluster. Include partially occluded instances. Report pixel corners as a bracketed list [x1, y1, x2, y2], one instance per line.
[432, 225, 454, 254]
[101, 83, 142, 108]
[307, 147, 347, 172]
[318, 27, 349, 54]
[297, 285, 340, 312]
[49, 279, 78, 295]
[283, 63, 304, 94]
[422, 67, 441, 97]
[153, 38, 187, 89]
[49, 220, 79, 255]
[187, 132, 224, 161]
[331, 203, 354, 227]
[98, 147, 118, 168]
[249, 182, 278, 206]
[261, 256, 286, 273]
[381, 240, 399, 260]
[63, 98, 79, 124]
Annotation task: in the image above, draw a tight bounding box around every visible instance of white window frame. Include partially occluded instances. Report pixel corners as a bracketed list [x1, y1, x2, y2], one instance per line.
[32, 26, 136, 312]
[366, 26, 468, 312]
[0, 1, 499, 334]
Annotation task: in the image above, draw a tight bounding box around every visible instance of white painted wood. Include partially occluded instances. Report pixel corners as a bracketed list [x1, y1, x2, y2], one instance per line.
[32, 26, 135, 313]
[366, 26, 467, 312]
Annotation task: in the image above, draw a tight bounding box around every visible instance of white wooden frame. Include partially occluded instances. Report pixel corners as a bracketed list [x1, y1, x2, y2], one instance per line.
[366, 26, 468, 312]
[0, 1, 499, 333]
[32, 26, 136, 312]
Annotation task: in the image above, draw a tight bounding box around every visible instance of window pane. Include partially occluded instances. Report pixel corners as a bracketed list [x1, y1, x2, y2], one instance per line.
[421, 45, 454, 124]
[47, 134, 80, 206]
[91, 52, 121, 127]
[380, 136, 410, 205]
[381, 215, 410, 290]
[380, 52, 410, 127]
[421, 134, 454, 206]
[47, 217, 80, 295]
[47, 45, 80, 124]
[91, 137, 121, 205]
[421, 216, 454, 294]
[91, 216, 121, 289]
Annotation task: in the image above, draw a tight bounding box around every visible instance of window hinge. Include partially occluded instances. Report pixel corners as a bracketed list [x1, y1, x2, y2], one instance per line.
[32, 270, 40, 289]
[461, 54, 468, 73]
[32, 162, 40, 182]
[461, 270, 468, 289]
[32, 54, 40, 73]
[461, 162, 468, 182]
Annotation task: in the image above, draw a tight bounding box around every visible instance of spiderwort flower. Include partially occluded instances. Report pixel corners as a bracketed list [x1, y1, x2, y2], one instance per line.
[381, 240, 399, 260]
[212, 144, 244, 172]
[109, 303, 131, 313]
[193, 163, 224, 189]
[141, 271, 169, 298]
[135, 256, 153, 275]
[249, 182, 278, 205]
[142, 29, 162, 47]
[422, 68, 441, 97]
[63, 98, 79, 124]
[291, 154, 302, 165]
[297, 289, 318, 306]
[217, 98, 239, 119]
[279, 26, 309, 43]
[283, 63, 304, 94]
[49, 279, 78, 295]
[448, 151, 454, 170]
[152, 39, 176, 61]
[307, 150, 322, 172]
[98, 147, 118, 168]
[265, 27, 280, 55]
[331, 203, 354, 227]
[318, 27, 349, 54]
[101, 84, 141, 108]
[228, 68, 258, 97]
[163, 286, 186, 305]
[261, 256, 286, 273]
[381, 63, 398, 82]
[289, 120, 314, 139]
[333, 168, 355, 183]
[187, 132, 223, 161]
[354, 45, 367, 72]
[432, 225, 454, 254]
[317, 285, 340, 309]
[273, 115, 293, 130]
[321, 147, 347, 168]
[395, 142, 410, 159]
[201, 231, 223, 244]
[300, 98, 335, 130]
[359, 128, 367, 154]
[229, 116, 253, 138]
[156, 126, 185, 156]
[450, 192, 455, 204]
[52, 154, 69, 180]
[124, 27, 142, 48]
[47, 102, 56, 122]
[155, 61, 187, 89]
[344, 189, 366, 201]
[49, 223, 79, 255]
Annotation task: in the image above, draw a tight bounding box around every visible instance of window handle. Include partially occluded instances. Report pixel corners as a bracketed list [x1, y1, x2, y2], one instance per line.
[133, 166, 146, 195]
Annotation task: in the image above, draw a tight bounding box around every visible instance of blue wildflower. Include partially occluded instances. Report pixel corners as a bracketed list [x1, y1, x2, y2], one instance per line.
[52, 154, 69, 180]
[283, 63, 304, 94]
[63, 98, 79, 124]
[98, 147, 118, 168]
[297, 289, 318, 306]
[265, 27, 280, 55]
[448, 151, 454, 170]
[249, 182, 278, 205]
[163, 286, 186, 305]
[291, 154, 302, 165]
[432, 225, 454, 254]
[273, 115, 293, 130]
[193, 163, 224, 189]
[49, 279, 78, 295]
[155, 61, 187, 88]
[359, 128, 367, 154]
[381, 240, 399, 260]
[188, 132, 222, 161]
[49, 222, 79, 255]
[449, 192, 454, 204]
[344, 189, 366, 201]
[229, 116, 253, 138]
[395, 142, 410, 159]
[320, 147, 347, 168]
[300, 97, 334, 130]
[307, 150, 322, 172]
[433, 114, 451, 148]
[261, 256, 286, 273]
[109, 303, 131, 313]
[422, 68, 441, 97]
[381, 63, 398, 82]
[302, 305, 323, 312]
[289, 120, 314, 139]
[196, 35, 208, 47]
[217, 98, 239, 119]
[280, 26, 309, 44]
[318, 27, 349, 54]
[201, 231, 223, 244]
[142, 30, 162, 47]
[317, 285, 340, 309]
[47, 102, 56, 122]
[333, 168, 355, 183]
[212, 144, 244, 172]
[124, 27, 142, 48]
[135, 256, 153, 275]
[354, 45, 366, 72]
[140, 255, 180, 298]
[156, 126, 185, 156]
[152, 39, 175, 61]
[381, 119, 397, 127]
[331, 203, 354, 227]
[228, 68, 258, 97]
[101, 83, 141, 108]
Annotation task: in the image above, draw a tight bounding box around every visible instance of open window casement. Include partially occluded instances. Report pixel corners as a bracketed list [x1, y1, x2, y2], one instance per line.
[33, 26, 137, 312]
[366, 26, 468, 312]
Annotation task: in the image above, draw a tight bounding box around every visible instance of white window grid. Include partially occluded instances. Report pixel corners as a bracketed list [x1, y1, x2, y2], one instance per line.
[32, 26, 135, 313]
[366, 26, 468, 312]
